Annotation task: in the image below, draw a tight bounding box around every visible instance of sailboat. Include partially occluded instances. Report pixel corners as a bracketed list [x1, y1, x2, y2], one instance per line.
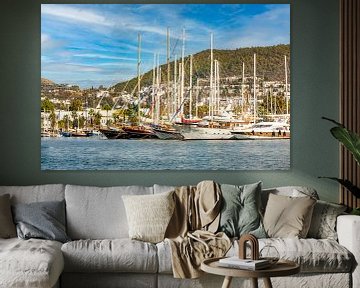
[123, 33, 157, 139]
[150, 28, 184, 140]
[179, 33, 234, 140]
[231, 55, 291, 140]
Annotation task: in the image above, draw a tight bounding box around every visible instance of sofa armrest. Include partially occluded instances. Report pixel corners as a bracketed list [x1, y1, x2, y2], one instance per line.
[337, 215, 360, 288]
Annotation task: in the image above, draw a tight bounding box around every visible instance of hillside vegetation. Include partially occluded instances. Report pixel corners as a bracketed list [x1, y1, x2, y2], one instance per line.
[113, 44, 290, 93]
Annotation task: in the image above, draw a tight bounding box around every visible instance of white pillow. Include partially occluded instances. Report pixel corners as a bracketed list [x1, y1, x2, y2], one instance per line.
[122, 191, 175, 243]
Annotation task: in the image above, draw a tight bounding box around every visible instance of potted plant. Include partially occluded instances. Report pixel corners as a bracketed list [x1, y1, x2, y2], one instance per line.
[320, 117, 360, 215]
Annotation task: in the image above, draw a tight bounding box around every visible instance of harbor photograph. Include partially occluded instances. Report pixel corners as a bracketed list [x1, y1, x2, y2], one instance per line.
[41, 4, 291, 170]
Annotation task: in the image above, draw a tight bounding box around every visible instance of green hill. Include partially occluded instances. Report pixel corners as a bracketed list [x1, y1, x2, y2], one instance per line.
[113, 44, 290, 93]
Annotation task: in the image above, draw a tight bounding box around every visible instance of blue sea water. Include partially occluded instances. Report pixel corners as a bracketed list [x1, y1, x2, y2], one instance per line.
[41, 138, 290, 170]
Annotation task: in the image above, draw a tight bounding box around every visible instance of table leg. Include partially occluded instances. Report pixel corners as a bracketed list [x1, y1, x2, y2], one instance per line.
[251, 278, 258, 288]
[221, 276, 233, 288]
[263, 277, 273, 288]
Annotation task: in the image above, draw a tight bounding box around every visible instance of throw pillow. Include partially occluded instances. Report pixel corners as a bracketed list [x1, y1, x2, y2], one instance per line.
[12, 200, 70, 243]
[307, 200, 347, 240]
[0, 194, 17, 238]
[263, 193, 316, 238]
[218, 182, 266, 238]
[122, 191, 175, 243]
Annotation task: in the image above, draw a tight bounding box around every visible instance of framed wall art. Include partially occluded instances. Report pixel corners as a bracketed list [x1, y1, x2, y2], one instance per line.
[41, 3, 290, 170]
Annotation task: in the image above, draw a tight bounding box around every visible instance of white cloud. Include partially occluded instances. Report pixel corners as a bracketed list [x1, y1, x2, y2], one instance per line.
[214, 5, 290, 49]
[73, 53, 137, 61]
[41, 5, 111, 27]
[41, 33, 61, 50]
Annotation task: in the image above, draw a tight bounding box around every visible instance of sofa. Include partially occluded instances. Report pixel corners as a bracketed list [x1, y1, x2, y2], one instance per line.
[0, 183, 359, 288]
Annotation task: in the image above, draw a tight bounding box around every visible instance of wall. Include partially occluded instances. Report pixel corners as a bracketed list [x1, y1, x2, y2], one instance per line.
[0, 0, 340, 202]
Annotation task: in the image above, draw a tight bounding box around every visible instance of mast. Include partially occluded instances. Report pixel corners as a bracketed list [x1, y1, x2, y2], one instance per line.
[241, 62, 245, 114]
[253, 53, 256, 124]
[178, 62, 182, 115]
[137, 32, 141, 125]
[195, 78, 199, 118]
[156, 55, 161, 124]
[215, 59, 220, 114]
[284, 55, 289, 115]
[167, 28, 171, 119]
[173, 55, 177, 119]
[152, 53, 156, 122]
[189, 54, 193, 119]
[209, 32, 214, 119]
[180, 28, 185, 115]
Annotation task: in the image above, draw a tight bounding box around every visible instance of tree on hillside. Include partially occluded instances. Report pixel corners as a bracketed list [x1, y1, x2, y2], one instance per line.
[69, 99, 83, 112]
[41, 98, 55, 112]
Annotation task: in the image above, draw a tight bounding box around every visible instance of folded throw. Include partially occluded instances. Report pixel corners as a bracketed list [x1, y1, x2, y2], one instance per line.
[165, 180, 231, 278]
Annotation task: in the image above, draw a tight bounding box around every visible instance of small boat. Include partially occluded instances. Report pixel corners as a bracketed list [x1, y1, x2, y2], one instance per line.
[71, 131, 88, 137]
[122, 125, 157, 139]
[175, 116, 202, 126]
[41, 131, 52, 138]
[152, 125, 184, 140]
[231, 121, 290, 140]
[99, 127, 128, 139]
[61, 131, 72, 137]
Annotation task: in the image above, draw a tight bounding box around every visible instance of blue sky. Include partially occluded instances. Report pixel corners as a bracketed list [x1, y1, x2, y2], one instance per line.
[41, 4, 290, 88]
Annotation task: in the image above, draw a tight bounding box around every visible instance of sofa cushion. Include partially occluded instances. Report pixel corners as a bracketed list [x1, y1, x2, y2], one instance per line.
[122, 191, 175, 243]
[61, 273, 157, 288]
[0, 184, 65, 204]
[218, 182, 266, 238]
[261, 186, 319, 212]
[230, 238, 353, 273]
[263, 194, 316, 238]
[307, 200, 347, 240]
[61, 239, 158, 273]
[12, 200, 70, 243]
[0, 194, 16, 238]
[158, 237, 353, 274]
[0, 238, 64, 288]
[65, 185, 154, 239]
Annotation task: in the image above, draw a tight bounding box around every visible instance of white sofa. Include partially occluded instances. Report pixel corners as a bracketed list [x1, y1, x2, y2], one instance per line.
[0, 184, 359, 288]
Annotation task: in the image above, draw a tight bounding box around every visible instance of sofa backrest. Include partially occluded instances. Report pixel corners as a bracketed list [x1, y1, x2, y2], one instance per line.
[65, 184, 154, 240]
[0, 184, 65, 204]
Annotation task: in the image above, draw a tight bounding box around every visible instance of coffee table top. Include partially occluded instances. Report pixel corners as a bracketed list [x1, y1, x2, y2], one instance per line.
[201, 257, 300, 278]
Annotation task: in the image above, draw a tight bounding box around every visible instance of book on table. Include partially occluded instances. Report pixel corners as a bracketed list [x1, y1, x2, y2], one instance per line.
[218, 257, 271, 270]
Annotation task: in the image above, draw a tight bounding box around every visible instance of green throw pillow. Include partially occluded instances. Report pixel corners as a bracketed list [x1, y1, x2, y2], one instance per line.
[218, 182, 266, 238]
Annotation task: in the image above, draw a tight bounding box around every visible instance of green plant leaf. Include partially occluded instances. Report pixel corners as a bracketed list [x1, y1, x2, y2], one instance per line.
[322, 117, 360, 165]
[330, 127, 360, 165]
[319, 177, 360, 198]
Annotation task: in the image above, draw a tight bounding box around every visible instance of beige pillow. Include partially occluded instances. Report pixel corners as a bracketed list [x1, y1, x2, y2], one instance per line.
[0, 194, 17, 238]
[122, 191, 175, 243]
[263, 193, 316, 238]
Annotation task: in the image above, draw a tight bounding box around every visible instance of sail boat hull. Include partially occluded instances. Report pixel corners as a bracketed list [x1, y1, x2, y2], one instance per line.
[152, 127, 184, 140]
[180, 126, 234, 140]
[123, 126, 158, 139]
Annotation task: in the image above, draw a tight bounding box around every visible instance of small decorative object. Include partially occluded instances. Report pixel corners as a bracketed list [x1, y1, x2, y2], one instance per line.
[259, 245, 280, 264]
[238, 234, 259, 260]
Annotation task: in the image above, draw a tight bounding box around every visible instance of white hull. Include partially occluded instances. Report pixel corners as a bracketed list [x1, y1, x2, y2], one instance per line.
[181, 127, 234, 140]
[230, 121, 290, 140]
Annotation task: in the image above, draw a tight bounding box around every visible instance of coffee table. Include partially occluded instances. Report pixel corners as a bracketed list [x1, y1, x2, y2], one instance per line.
[201, 257, 300, 288]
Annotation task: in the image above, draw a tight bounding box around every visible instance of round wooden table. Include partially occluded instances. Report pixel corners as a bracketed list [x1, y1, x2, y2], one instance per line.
[201, 257, 300, 288]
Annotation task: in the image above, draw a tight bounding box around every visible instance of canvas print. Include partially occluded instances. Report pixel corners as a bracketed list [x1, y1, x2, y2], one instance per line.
[41, 4, 290, 170]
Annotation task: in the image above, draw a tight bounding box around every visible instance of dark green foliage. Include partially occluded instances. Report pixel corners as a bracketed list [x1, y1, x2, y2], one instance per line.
[320, 117, 360, 199]
[113, 44, 290, 93]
